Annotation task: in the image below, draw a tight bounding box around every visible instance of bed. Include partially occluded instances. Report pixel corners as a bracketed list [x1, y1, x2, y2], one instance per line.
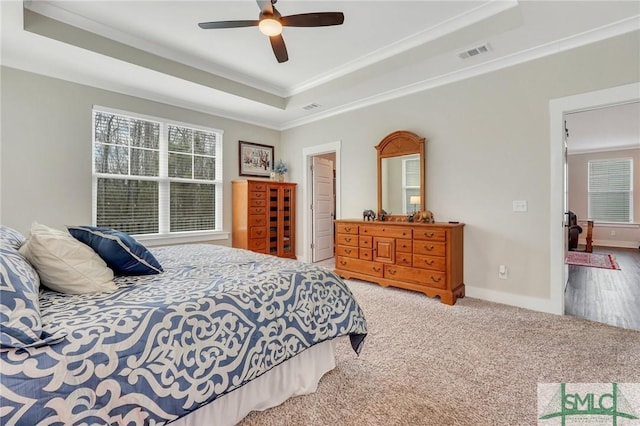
[0, 226, 367, 426]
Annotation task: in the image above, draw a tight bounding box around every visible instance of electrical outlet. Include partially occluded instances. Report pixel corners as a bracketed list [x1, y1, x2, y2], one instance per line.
[512, 200, 528, 212]
[611, 230, 616, 236]
[498, 265, 508, 279]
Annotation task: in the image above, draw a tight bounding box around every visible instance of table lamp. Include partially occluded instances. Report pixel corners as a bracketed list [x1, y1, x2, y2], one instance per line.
[410, 195, 420, 214]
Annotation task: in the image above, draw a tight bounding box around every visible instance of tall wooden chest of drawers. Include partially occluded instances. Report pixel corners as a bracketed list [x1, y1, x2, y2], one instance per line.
[232, 180, 296, 259]
[334, 220, 464, 305]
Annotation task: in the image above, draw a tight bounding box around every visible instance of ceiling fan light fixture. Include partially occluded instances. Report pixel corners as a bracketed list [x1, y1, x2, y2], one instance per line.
[259, 18, 282, 36]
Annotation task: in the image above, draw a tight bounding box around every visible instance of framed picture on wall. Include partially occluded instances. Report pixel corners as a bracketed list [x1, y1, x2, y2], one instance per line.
[239, 141, 274, 177]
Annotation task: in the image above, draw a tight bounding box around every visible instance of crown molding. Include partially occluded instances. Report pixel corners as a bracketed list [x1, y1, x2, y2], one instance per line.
[282, 15, 640, 130]
[285, 0, 519, 97]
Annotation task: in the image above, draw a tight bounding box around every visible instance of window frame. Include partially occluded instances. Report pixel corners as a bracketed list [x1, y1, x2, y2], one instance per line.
[401, 155, 420, 214]
[587, 157, 634, 224]
[92, 106, 228, 246]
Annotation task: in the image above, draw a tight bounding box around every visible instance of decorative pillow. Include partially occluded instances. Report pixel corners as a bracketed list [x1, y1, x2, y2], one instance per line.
[0, 225, 26, 250]
[0, 246, 66, 348]
[19, 223, 116, 294]
[67, 225, 163, 276]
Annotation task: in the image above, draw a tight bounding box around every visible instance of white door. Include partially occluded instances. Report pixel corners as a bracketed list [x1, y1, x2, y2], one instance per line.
[312, 157, 334, 262]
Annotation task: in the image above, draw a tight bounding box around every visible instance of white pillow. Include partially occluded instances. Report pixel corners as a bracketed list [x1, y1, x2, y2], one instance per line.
[19, 223, 116, 294]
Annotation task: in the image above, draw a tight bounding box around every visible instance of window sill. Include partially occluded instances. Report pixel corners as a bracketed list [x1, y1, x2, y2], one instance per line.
[134, 231, 230, 247]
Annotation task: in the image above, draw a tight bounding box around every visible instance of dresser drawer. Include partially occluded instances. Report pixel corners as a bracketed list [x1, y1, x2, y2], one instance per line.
[360, 225, 411, 239]
[249, 199, 267, 208]
[359, 248, 373, 261]
[414, 228, 446, 242]
[413, 254, 447, 272]
[250, 191, 266, 200]
[250, 226, 267, 239]
[249, 182, 267, 192]
[413, 241, 446, 257]
[335, 256, 383, 278]
[249, 215, 266, 226]
[249, 206, 267, 215]
[336, 245, 358, 258]
[396, 238, 412, 253]
[396, 252, 412, 266]
[384, 265, 447, 290]
[336, 223, 358, 234]
[248, 239, 267, 251]
[336, 234, 358, 246]
[359, 236, 372, 248]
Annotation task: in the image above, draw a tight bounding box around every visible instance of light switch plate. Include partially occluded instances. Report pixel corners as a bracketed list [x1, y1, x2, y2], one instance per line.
[513, 200, 528, 212]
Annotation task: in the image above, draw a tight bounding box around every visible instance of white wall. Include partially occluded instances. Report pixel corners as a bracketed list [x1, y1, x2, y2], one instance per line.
[281, 32, 640, 308]
[0, 66, 281, 243]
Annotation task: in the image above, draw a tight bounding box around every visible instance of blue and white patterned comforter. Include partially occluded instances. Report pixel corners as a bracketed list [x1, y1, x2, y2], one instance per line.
[0, 244, 367, 425]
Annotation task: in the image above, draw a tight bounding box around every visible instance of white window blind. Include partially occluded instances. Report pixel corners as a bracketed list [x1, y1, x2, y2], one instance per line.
[588, 158, 633, 223]
[93, 108, 223, 236]
[402, 156, 420, 214]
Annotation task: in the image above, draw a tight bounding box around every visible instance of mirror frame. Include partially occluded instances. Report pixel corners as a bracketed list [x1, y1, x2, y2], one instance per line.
[376, 130, 426, 219]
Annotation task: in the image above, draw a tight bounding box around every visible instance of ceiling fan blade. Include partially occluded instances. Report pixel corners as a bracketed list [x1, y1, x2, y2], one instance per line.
[256, 0, 273, 14]
[269, 34, 289, 63]
[280, 12, 344, 27]
[198, 20, 260, 29]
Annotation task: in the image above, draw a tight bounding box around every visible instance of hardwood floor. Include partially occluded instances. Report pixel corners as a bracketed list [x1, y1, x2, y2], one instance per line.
[565, 246, 640, 331]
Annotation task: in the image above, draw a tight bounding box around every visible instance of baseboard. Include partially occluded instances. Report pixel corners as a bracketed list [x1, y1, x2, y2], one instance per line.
[465, 286, 559, 315]
[579, 238, 639, 249]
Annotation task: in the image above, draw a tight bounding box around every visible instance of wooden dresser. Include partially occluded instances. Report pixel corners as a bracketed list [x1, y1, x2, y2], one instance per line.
[232, 180, 296, 259]
[334, 219, 464, 305]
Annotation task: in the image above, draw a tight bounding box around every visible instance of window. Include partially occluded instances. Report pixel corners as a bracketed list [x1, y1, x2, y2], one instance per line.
[402, 155, 420, 214]
[588, 158, 633, 223]
[93, 108, 223, 237]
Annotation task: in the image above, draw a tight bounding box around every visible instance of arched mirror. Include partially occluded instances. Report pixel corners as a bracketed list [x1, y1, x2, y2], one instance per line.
[376, 130, 426, 219]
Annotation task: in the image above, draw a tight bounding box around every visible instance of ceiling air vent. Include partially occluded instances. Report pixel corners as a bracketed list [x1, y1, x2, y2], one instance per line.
[458, 43, 491, 60]
[303, 103, 321, 111]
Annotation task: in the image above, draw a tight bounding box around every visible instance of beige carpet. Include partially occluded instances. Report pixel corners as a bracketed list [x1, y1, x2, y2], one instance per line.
[239, 278, 640, 425]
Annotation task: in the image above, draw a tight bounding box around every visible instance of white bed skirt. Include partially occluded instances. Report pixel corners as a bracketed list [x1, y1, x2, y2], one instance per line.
[170, 339, 337, 426]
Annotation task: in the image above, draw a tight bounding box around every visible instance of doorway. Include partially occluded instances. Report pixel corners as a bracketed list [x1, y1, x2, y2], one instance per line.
[563, 102, 640, 330]
[549, 82, 640, 317]
[301, 141, 341, 264]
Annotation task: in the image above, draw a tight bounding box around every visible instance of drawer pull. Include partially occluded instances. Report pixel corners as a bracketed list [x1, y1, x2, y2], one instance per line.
[430, 276, 442, 283]
[402, 232, 407, 236]
[373, 266, 381, 273]
[345, 226, 352, 232]
[387, 269, 396, 275]
[424, 232, 435, 238]
[345, 248, 352, 254]
[340, 260, 347, 266]
[423, 259, 435, 265]
[423, 245, 435, 251]
[345, 237, 352, 242]
[256, 230, 263, 236]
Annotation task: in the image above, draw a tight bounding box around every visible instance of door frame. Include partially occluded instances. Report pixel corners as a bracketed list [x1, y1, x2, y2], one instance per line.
[548, 82, 639, 315]
[301, 141, 341, 263]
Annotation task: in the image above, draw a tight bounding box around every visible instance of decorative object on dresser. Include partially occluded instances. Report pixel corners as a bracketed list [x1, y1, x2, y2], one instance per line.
[232, 179, 296, 259]
[414, 210, 435, 224]
[334, 220, 465, 305]
[363, 209, 376, 221]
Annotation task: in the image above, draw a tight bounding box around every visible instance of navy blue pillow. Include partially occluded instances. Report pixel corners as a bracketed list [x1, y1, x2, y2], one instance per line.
[67, 226, 163, 276]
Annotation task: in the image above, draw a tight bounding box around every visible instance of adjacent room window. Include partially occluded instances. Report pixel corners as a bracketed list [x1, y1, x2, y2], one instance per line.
[588, 158, 633, 223]
[403, 156, 420, 214]
[93, 108, 223, 236]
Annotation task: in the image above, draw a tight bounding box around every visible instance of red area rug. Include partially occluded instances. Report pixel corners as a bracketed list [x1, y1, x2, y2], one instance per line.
[566, 252, 620, 270]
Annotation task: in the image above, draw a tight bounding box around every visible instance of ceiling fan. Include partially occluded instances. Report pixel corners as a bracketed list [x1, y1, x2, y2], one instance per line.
[198, 0, 344, 63]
